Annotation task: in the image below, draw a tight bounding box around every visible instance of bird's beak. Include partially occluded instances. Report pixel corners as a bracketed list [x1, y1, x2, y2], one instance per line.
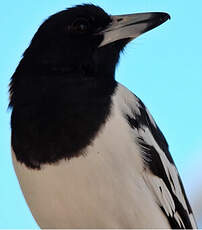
[98, 12, 170, 47]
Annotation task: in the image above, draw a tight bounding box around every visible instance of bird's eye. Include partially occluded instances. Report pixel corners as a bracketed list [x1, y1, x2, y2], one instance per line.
[69, 18, 90, 34]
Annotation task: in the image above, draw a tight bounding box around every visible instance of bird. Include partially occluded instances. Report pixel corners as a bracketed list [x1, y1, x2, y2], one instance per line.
[9, 4, 197, 229]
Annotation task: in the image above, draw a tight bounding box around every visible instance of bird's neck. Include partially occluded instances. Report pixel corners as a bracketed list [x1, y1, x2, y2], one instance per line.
[11, 67, 117, 169]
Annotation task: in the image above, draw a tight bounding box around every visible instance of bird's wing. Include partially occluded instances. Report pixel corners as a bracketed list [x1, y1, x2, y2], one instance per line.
[119, 85, 197, 229]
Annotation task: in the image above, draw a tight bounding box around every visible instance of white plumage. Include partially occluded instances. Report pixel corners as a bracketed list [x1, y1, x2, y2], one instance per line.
[12, 84, 196, 228]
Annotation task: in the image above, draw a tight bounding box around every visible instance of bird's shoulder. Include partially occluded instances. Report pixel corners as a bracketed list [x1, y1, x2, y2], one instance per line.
[112, 83, 197, 229]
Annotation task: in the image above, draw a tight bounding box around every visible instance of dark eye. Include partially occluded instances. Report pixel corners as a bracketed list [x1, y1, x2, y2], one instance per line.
[69, 18, 90, 34]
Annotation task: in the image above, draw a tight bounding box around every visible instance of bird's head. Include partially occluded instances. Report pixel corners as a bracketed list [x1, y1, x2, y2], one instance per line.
[20, 4, 170, 78]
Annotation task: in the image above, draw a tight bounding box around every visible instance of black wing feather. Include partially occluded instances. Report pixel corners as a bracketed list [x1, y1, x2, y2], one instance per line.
[125, 93, 197, 229]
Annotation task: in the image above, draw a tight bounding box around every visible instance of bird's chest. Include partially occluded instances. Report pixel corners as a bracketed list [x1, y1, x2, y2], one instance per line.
[12, 108, 169, 228]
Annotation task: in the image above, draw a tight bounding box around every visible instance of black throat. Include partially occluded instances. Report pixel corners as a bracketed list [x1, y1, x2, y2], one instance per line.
[10, 42, 122, 169]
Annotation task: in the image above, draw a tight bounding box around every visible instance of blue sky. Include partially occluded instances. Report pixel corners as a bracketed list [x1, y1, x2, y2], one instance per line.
[1, 0, 202, 228]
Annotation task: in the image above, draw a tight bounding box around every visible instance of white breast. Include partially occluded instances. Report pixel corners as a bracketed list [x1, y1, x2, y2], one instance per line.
[12, 84, 170, 228]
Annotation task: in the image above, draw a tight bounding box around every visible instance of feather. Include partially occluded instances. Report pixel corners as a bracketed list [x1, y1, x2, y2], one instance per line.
[118, 83, 197, 229]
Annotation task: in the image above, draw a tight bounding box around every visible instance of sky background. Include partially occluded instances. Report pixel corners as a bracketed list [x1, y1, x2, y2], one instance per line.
[1, 0, 202, 228]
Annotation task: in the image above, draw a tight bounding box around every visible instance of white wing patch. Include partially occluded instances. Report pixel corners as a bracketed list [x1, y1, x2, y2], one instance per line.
[144, 173, 175, 216]
[139, 126, 192, 228]
[116, 83, 197, 229]
[143, 171, 186, 228]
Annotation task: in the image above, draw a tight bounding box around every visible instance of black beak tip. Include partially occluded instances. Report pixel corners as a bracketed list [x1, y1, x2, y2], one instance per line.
[160, 12, 171, 22]
[151, 12, 171, 27]
[142, 12, 170, 35]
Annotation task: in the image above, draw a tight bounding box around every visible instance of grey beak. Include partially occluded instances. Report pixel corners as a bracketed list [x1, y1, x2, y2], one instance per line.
[99, 12, 170, 47]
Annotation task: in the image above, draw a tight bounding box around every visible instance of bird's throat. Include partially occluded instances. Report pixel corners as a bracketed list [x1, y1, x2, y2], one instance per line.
[11, 76, 117, 169]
